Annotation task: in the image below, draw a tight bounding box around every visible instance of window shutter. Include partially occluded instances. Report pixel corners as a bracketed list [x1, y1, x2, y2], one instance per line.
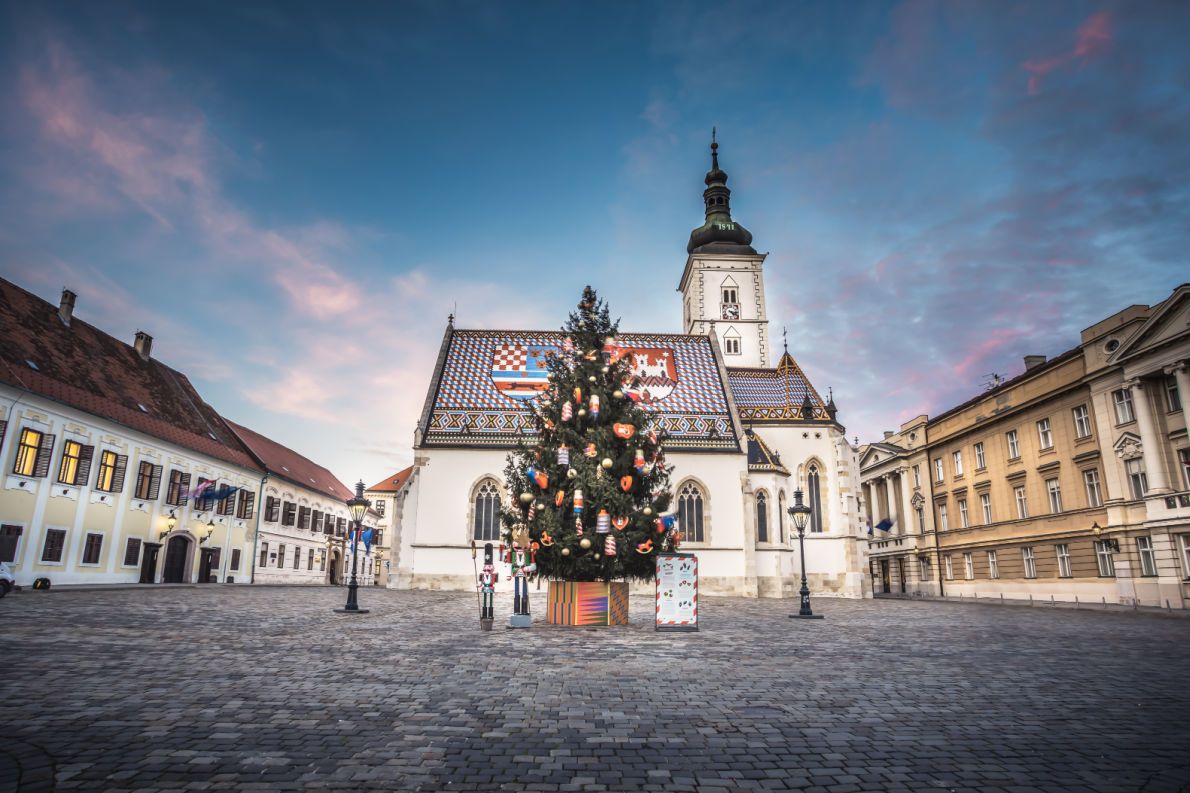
[110, 454, 128, 493]
[180, 472, 192, 505]
[148, 465, 163, 500]
[75, 445, 95, 487]
[242, 491, 255, 520]
[33, 433, 56, 478]
[0, 420, 6, 448]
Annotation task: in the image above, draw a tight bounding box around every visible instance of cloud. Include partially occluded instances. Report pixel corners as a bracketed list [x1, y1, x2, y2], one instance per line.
[1022, 10, 1113, 95]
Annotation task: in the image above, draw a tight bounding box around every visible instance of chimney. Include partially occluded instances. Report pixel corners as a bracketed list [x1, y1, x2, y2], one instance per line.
[59, 289, 77, 326]
[883, 431, 894, 439]
[1023, 355, 1047, 371]
[134, 331, 153, 361]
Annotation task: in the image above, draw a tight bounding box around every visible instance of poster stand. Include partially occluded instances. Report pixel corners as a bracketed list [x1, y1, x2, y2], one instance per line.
[655, 552, 698, 632]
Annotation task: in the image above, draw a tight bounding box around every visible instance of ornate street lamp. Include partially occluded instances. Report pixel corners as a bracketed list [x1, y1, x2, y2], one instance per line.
[1091, 522, 1119, 553]
[787, 489, 824, 620]
[335, 480, 371, 615]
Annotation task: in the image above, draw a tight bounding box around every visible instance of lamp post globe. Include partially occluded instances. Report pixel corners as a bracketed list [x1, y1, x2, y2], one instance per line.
[786, 488, 824, 620]
[335, 480, 371, 615]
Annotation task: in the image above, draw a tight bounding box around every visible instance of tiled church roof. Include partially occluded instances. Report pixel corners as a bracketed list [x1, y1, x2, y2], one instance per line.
[745, 428, 790, 475]
[416, 328, 742, 452]
[726, 352, 832, 424]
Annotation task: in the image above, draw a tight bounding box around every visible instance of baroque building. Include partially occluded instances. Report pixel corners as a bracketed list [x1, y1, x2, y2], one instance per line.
[395, 141, 869, 598]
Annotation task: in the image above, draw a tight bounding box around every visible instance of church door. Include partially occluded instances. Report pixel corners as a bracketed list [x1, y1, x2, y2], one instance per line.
[163, 536, 190, 583]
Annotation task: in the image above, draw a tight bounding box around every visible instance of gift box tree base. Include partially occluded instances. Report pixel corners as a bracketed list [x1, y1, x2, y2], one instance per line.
[546, 580, 629, 626]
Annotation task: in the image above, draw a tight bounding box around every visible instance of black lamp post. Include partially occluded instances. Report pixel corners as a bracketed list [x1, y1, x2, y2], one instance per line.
[335, 480, 371, 615]
[787, 488, 824, 619]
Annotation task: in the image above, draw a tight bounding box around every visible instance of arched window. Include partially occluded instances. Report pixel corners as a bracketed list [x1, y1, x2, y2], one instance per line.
[756, 491, 768, 543]
[472, 479, 501, 541]
[807, 464, 823, 533]
[778, 490, 786, 543]
[677, 481, 705, 543]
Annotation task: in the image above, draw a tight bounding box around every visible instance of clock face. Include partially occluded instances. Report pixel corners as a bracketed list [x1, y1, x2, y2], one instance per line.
[722, 304, 739, 320]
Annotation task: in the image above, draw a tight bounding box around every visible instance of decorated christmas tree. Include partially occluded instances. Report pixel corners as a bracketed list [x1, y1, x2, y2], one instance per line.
[502, 286, 677, 582]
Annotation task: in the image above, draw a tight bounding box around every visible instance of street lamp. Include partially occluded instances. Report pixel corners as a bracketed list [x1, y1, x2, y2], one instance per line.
[787, 488, 824, 620]
[1091, 522, 1119, 553]
[159, 510, 177, 540]
[335, 480, 371, 615]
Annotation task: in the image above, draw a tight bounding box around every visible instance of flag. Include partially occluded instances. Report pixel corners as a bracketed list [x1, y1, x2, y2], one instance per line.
[362, 528, 374, 553]
[875, 518, 894, 532]
[187, 479, 215, 499]
[206, 486, 238, 501]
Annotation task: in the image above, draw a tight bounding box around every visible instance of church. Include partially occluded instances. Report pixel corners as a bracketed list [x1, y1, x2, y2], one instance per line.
[393, 141, 870, 598]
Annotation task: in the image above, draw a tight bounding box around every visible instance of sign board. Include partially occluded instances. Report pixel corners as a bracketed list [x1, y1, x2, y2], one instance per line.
[655, 552, 698, 631]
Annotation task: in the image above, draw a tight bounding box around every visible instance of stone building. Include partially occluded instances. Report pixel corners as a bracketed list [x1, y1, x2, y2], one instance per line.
[365, 466, 413, 587]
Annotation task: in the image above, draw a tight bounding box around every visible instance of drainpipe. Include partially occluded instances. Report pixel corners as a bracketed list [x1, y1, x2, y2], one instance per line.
[249, 472, 268, 584]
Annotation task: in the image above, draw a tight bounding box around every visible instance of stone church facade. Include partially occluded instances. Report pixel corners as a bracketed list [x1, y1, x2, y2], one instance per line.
[393, 142, 870, 598]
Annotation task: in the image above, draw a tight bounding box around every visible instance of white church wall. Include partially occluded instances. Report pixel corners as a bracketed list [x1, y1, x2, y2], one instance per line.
[666, 449, 754, 596]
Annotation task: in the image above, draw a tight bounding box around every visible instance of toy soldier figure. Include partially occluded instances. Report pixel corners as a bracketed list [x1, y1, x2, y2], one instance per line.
[479, 542, 497, 628]
[503, 525, 536, 628]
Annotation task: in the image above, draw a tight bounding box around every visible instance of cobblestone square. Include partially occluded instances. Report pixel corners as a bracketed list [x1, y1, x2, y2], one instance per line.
[4, 587, 1189, 793]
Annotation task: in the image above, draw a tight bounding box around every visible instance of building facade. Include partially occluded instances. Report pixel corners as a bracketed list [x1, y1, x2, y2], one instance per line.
[365, 466, 413, 588]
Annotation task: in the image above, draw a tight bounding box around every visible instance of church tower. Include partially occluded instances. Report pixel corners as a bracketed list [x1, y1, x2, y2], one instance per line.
[677, 133, 771, 368]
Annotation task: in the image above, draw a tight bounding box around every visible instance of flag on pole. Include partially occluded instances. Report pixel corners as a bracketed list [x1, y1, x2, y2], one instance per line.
[362, 527, 374, 553]
[875, 518, 894, 532]
[206, 486, 239, 501]
[187, 479, 215, 499]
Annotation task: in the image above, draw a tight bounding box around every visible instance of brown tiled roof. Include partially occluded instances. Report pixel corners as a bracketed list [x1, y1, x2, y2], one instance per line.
[226, 420, 353, 503]
[0, 279, 260, 470]
[367, 466, 413, 493]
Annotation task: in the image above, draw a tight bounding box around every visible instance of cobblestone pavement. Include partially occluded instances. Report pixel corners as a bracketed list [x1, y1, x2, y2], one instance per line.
[4, 587, 1190, 793]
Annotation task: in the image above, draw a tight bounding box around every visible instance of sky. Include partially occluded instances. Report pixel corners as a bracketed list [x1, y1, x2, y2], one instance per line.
[1, 1, 1188, 488]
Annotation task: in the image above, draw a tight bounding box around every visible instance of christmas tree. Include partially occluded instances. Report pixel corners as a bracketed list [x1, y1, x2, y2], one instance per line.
[502, 286, 677, 582]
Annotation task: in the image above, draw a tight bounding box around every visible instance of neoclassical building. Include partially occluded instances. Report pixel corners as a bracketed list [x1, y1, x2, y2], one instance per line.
[395, 142, 869, 598]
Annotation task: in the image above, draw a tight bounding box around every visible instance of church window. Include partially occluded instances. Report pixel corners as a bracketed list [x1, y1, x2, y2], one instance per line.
[472, 479, 501, 542]
[807, 464, 823, 533]
[756, 492, 768, 543]
[724, 336, 741, 355]
[777, 491, 786, 543]
[676, 482, 706, 543]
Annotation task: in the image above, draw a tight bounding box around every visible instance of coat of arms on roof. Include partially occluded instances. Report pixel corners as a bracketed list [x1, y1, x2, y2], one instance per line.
[619, 347, 678, 405]
[491, 343, 556, 402]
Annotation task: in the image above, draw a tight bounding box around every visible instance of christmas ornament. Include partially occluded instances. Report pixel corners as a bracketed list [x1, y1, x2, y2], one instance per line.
[579, 537, 592, 550]
[555, 490, 565, 507]
[600, 458, 613, 469]
[620, 474, 633, 492]
[584, 443, 597, 457]
[643, 506, 653, 516]
[588, 375, 597, 383]
[557, 445, 570, 466]
[561, 547, 571, 556]
[612, 389, 624, 399]
[519, 492, 533, 504]
[577, 408, 587, 417]
[584, 350, 598, 361]
[593, 553, 601, 560]
[573, 488, 584, 514]
[527, 502, 536, 521]
[574, 387, 582, 402]
[601, 365, 609, 374]
[527, 466, 548, 490]
[561, 401, 573, 422]
[633, 449, 645, 472]
[596, 509, 610, 534]
[636, 539, 654, 554]
[602, 336, 618, 360]
[655, 513, 677, 534]
[604, 535, 617, 556]
[648, 429, 658, 445]
[613, 423, 636, 439]
[562, 336, 574, 354]
[566, 468, 577, 479]
[540, 531, 554, 546]
[575, 516, 584, 534]
[543, 418, 555, 430]
[589, 394, 600, 419]
[611, 516, 629, 531]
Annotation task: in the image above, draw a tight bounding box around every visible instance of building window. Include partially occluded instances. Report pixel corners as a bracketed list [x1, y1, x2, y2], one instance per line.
[677, 482, 706, 543]
[722, 285, 738, 305]
[987, 550, 999, 579]
[259, 542, 269, 568]
[1055, 544, 1072, 578]
[807, 465, 823, 533]
[1072, 405, 1092, 439]
[1006, 430, 1020, 460]
[58, 440, 92, 486]
[1046, 478, 1062, 513]
[123, 537, 141, 566]
[472, 479, 501, 541]
[41, 528, 66, 563]
[1112, 389, 1135, 424]
[919, 555, 931, 582]
[230, 549, 241, 571]
[1022, 546, 1037, 579]
[135, 462, 162, 501]
[0, 524, 23, 563]
[938, 503, 949, 531]
[1166, 374, 1181, 412]
[1179, 449, 1190, 490]
[1095, 541, 1116, 577]
[944, 555, 954, 580]
[963, 552, 974, 580]
[980, 493, 992, 524]
[237, 491, 256, 520]
[298, 506, 311, 531]
[277, 543, 285, 568]
[1084, 469, 1103, 508]
[375, 500, 386, 517]
[723, 336, 741, 355]
[934, 458, 944, 482]
[953, 451, 963, 477]
[94, 451, 127, 493]
[1014, 486, 1028, 519]
[82, 533, 103, 565]
[14, 428, 52, 478]
[958, 498, 969, 528]
[912, 465, 921, 488]
[294, 547, 301, 570]
[217, 486, 235, 516]
[915, 506, 924, 532]
[166, 469, 190, 506]
[1125, 458, 1147, 500]
[1136, 536, 1157, 577]
[974, 442, 986, 470]
[1179, 534, 1190, 579]
[1037, 418, 1053, 451]
[756, 492, 768, 543]
[282, 501, 297, 527]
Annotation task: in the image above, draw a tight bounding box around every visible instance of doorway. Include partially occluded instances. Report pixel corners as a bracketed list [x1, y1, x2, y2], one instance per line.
[897, 557, 906, 594]
[198, 548, 219, 583]
[140, 543, 161, 583]
[163, 535, 190, 583]
[329, 550, 341, 585]
[879, 558, 891, 594]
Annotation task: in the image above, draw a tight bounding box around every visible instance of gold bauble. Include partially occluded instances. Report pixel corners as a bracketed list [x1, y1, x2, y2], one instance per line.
[643, 506, 653, 516]
[594, 553, 601, 560]
[579, 537, 592, 549]
[567, 468, 577, 479]
[561, 547, 571, 556]
[577, 408, 587, 417]
[588, 375, 597, 383]
[613, 390, 624, 399]
[601, 365, 609, 374]
[519, 492, 533, 504]
[600, 458, 613, 469]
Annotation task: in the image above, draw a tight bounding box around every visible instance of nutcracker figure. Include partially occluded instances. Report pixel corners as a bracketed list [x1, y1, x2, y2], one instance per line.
[479, 542, 498, 623]
[503, 525, 537, 622]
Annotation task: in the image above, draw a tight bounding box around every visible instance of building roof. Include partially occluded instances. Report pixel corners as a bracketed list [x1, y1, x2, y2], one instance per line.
[226, 420, 353, 502]
[745, 428, 790, 476]
[367, 466, 413, 493]
[0, 278, 259, 470]
[727, 352, 833, 424]
[687, 135, 756, 256]
[416, 328, 741, 452]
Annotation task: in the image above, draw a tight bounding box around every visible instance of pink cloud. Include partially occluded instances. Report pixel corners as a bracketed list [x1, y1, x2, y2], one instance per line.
[1023, 10, 1113, 96]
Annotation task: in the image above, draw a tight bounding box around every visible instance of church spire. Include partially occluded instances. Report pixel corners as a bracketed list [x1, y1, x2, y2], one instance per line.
[687, 131, 755, 255]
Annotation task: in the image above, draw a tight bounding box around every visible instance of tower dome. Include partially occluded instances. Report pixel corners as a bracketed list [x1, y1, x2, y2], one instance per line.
[687, 130, 756, 255]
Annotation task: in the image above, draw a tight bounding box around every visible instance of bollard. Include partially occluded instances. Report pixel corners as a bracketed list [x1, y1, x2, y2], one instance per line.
[1051, 595, 1055, 606]
[1000, 593, 1004, 604]
[1029, 593, 1033, 606]
[1102, 596, 1107, 609]
[1074, 595, 1079, 610]
[1167, 599, 1172, 612]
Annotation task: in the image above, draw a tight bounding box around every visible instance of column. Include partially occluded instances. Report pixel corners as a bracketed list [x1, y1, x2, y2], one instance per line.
[884, 474, 899, 532]
[1174, 364, 1190, 491]
[899, 468, 915, 537]
[1129, 378, 1171, 494]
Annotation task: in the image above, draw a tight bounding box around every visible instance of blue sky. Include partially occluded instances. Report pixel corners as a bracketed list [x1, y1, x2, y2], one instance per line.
[1, 1, 1187, 486]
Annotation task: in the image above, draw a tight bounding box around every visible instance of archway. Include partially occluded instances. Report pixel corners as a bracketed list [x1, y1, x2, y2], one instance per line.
[163, 535, 192, 583]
